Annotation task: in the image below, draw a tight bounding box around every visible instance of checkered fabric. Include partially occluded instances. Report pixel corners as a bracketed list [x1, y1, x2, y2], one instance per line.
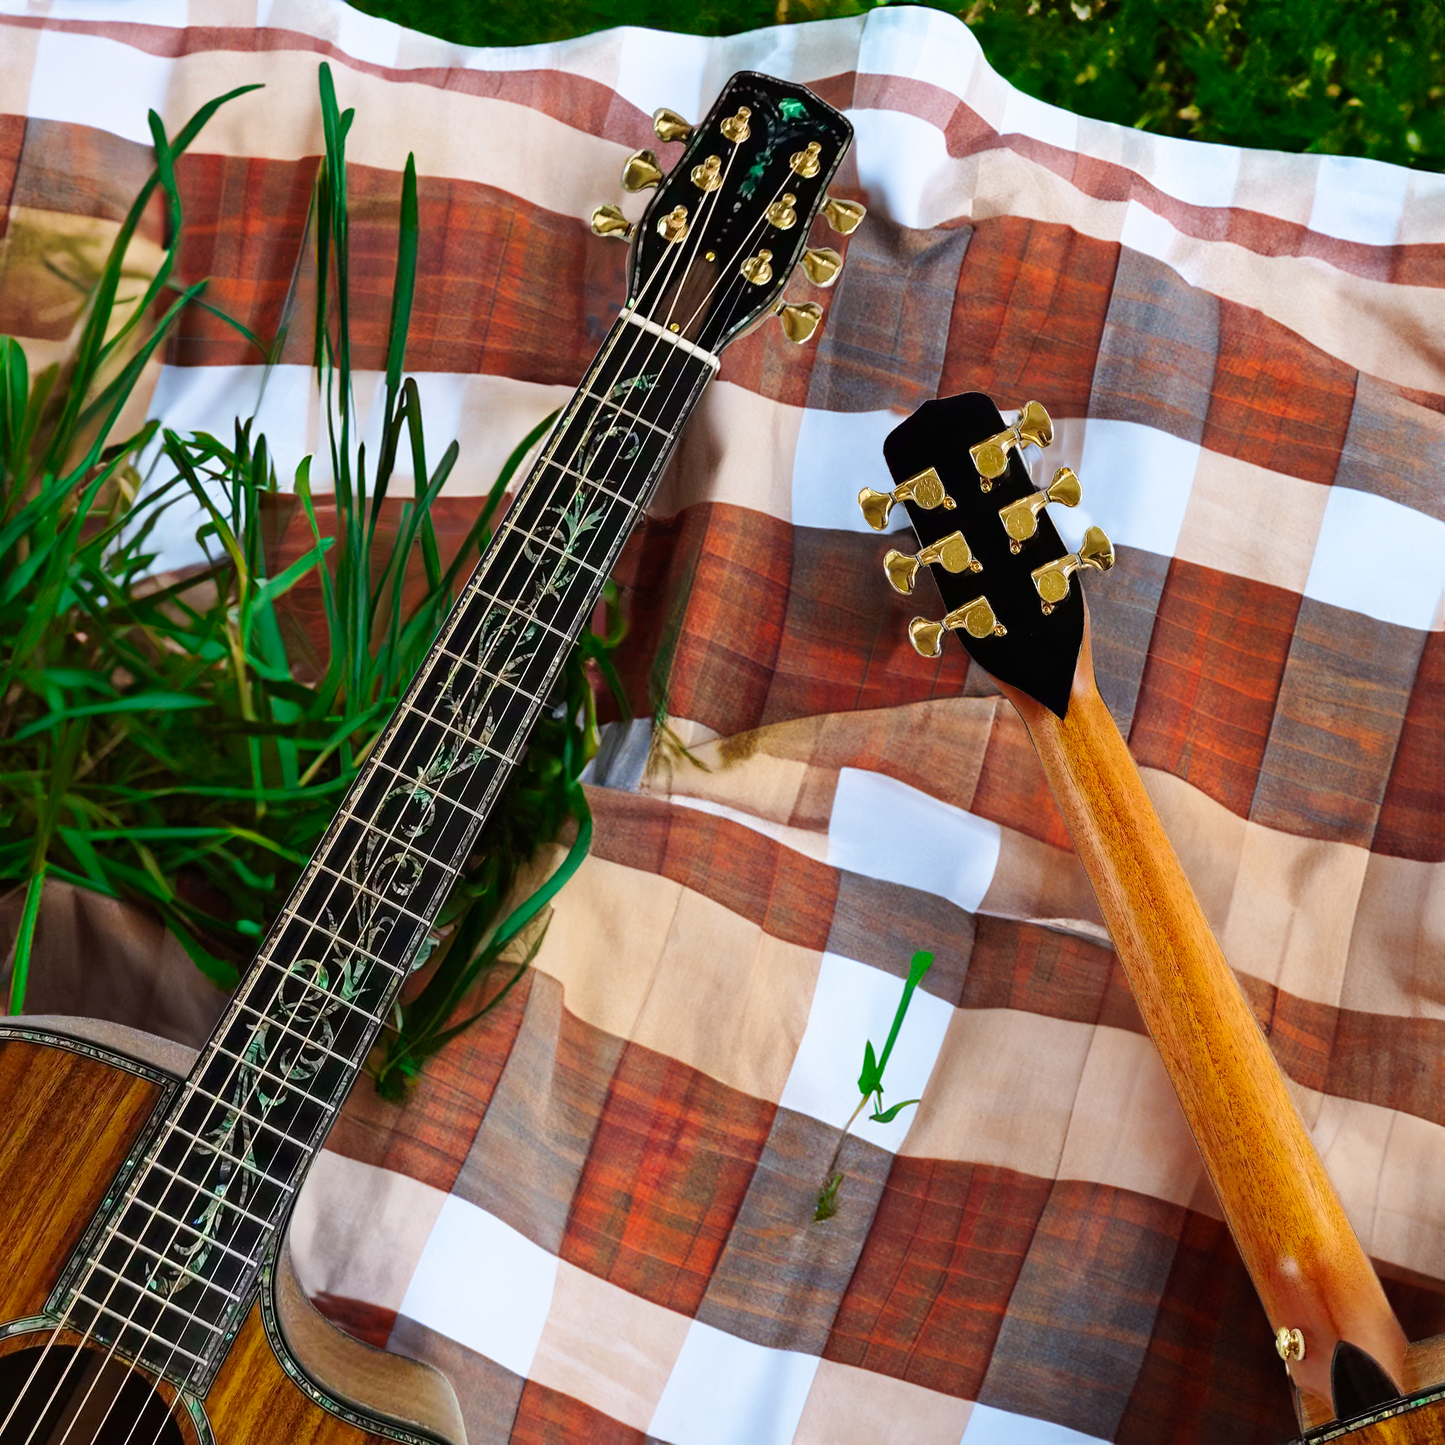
[2, 3, 1442, 1441]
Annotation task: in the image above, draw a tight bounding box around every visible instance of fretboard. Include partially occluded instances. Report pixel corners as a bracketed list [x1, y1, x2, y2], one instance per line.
[53, 314, 718, 1390]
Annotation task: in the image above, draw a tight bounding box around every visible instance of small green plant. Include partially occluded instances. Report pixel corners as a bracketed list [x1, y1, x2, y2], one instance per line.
[0, 67, 625, 1094]
[814, 948, 933, 1222]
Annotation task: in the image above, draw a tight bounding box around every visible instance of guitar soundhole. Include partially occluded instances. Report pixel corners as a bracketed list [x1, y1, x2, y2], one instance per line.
[0, 1344, 185, 1444]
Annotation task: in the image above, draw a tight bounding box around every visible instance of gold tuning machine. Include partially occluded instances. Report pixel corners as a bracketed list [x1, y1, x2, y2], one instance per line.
[998, 467, 1081, 552]
[883, 531, 981, 595]
[653, 107, 694, 144]
[1030, 525, 1115, 613]
[857, 466, 955, 531]
[590, 204, 634, 241]
[801, 247, 842, 287]
[969, 401, 1054, 491]
[620, 149, 663, 191]
[909, 598, 1006, 656]
[776, 301, 823, 344]
[822, 196, 866, 234]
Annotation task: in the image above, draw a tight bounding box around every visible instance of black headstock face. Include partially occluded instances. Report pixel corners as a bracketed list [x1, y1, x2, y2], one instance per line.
[878, 393, 1114, 719]
[624, 73, 853, 355]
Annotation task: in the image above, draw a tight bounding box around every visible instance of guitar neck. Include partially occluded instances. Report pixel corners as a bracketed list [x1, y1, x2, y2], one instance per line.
[998, 621, 1408, 1412]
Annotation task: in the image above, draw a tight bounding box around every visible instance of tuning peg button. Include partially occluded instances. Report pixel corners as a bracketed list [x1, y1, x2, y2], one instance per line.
[801, 247, 842, 287]
[776, 300, 823, 344]
[590, 204, 634, 241]
[969, 401, 1054, 491]
[857, 466, 955, 531]
[909, 597, 1006, 657]
[1030, 525, 1115, 613]
[621, 149, 663, 191]
[884, 530, 981, 595]
[998, 467, 1081, 551]
[653, 108, 694, 144]
[822, 196, 866, 234]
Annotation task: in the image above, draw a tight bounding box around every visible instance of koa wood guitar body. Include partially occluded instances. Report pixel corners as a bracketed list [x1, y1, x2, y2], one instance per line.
[868, 394, 1445, 1443]
[0, 73, 862, 1444]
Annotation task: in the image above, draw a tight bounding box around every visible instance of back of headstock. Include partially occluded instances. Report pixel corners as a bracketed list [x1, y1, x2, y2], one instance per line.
[868, 393, 1114, 719]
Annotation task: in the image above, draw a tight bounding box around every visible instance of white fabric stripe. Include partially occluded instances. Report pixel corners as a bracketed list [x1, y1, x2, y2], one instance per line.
[963, 1404, 1110, 1444]
[289, 1151, 447, 1314]
[1305, 485, 1445, 632]
[649, 1319, 820, 1445]
[827, 766, 1002, 915]
[140, 358, 1443, 635]
[398, 1194, 559, 1377]
[778, 950, 955, 1154]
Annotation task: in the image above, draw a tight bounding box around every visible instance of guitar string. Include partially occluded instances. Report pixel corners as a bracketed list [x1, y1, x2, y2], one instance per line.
[25, 225, 716, 1445]
[16, 108, 822, 1443]
[37, 113, 791, 1445]
[103, 129, 778, 1445]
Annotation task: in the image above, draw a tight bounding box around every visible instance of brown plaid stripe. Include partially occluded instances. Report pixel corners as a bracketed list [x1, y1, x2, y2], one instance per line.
[559, 1041, 776, 1315]
[512, 1380, 646, 1445]
[1375, 628, 1445, 863]
[1131, 561, 1302, 819]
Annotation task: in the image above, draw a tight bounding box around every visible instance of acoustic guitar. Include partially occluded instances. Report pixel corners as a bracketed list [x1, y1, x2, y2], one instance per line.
[0, 72, 863, 1443]
[865, 393, 1445, 1442]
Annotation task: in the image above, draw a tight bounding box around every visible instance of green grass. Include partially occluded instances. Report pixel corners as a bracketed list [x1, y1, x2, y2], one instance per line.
[346, 0, 1444, 173]
[0, 68, 623, 1095]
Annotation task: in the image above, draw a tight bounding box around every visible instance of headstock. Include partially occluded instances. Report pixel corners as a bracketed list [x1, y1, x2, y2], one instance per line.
[869, 393, 1115, 718]
[590, 72, 861, 356]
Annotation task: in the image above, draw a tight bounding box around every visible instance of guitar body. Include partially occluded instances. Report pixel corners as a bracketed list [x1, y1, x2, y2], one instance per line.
[0, 1020, 464, 1445]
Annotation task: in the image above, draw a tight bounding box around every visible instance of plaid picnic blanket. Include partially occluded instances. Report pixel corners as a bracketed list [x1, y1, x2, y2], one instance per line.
[2, 3, 1442, 1442]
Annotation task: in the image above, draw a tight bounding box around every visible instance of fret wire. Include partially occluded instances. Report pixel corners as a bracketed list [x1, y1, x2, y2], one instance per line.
[74, 1299, 209, 1364]
[305, 860, 434, 934]
[249, 958, 387, 1027]
[496, 518, 609, 579]
[138, 1156, 288, 1225]
[530, 458, 641, 513]
[331, 803, 458, 874]
[205, 1035, 350, 1103]
[102, 1232, 245, 1298]
[383, 701, 516, 770]
[150, 1126, 298, 1190]
[429, 646, 543, 704]
[459, 587, 570, 644]
[111, 1218, 257, 1272]
[577, 388, 671, 437]
[225, 1008, 361, 1073]
[361, 750, 496, 821]
[83, 1257, 240, 1309]
[180, 1079, 324, 1151]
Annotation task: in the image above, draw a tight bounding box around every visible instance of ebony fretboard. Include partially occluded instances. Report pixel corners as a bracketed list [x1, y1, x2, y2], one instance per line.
[53, 316, 717, 1390]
